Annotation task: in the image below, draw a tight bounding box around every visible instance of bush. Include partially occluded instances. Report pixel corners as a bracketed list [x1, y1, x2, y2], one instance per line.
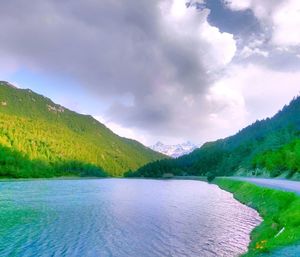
[162, 173, 174, 179]
[206, 172, 216, 182]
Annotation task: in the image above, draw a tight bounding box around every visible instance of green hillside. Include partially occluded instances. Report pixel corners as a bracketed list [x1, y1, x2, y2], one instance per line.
[127, 96, 300, 178]
[0, 81, 165, 178]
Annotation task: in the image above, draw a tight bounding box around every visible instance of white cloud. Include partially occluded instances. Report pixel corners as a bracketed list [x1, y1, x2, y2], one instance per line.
[161, 0, 236, 70]
[225, 0, 251, 11]
[225, 0, 275, 18]
[94, 115, 146, 142]
[189, 63, 299, 143]
[93, 115, 185, 145]
[205, 81, 248, 135]
[213, 64, 300, 124]
[225, 0, 300, 47]
[272, 0, 300, 46]
[240, 46, 269, 58]
[199, 21, 237, 69]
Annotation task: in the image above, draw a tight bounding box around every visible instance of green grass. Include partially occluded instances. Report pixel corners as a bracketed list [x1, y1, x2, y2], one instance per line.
[215, 178, 300, 256]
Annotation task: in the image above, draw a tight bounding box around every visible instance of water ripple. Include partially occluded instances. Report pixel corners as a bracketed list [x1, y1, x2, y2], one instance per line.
[0, 179, 261, 257]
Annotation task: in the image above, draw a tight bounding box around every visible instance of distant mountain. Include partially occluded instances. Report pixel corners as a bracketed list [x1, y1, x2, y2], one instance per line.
[127, 96, 300, 179]
[150, 141, 198, 158]
[0, 81, 165, 178]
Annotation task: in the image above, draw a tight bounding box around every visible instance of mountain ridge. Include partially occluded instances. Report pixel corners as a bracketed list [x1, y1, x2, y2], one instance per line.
[0, 81, 166, 178]
[127, 95, 300, 179]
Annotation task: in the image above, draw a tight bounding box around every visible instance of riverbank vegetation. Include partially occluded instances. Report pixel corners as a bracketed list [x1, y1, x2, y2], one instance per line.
[215, 178, 300, 256]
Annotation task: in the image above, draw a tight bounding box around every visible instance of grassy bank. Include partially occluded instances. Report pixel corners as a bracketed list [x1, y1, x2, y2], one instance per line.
[215, 178, 300, 256]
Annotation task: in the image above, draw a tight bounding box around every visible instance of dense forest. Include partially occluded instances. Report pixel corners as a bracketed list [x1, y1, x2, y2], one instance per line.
[0, 81, 165, 178]
[126, 96, 300, 179]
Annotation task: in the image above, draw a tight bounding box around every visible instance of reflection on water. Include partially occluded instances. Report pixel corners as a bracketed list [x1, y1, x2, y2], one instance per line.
[0, 179, 261, 257]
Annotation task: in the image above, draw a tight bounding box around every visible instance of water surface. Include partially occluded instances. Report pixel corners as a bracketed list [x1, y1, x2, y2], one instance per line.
[0, 179, 261, 257]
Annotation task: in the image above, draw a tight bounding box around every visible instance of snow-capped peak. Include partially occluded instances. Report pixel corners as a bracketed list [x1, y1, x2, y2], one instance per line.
[150, 141, 198, 158]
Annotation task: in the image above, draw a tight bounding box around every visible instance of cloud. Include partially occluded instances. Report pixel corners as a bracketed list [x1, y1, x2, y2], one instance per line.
[272, 0, 300, 46]
[0, 0, 299, 145]
[107, 61, 300, 145]
[211, 63, 300, 123]
[104, 2, 237, 138]
[225, 0, 252, 12]
[240, 46, 269, 58]
[0, 0, 237, 143]
[224, 0, 282, 19]
[225, 0, 300, 46]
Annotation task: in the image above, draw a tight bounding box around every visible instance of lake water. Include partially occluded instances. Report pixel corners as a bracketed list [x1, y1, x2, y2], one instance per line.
[0, 179, 261, 257]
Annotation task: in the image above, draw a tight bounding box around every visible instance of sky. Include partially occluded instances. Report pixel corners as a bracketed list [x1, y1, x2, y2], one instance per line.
[0, 0, 300, 145]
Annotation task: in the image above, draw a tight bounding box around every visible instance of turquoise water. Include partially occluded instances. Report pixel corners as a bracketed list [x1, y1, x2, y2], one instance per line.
[0, 179, 261, 257]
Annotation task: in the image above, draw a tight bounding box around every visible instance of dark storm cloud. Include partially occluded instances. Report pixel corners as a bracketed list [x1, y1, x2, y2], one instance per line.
[0, 0, 163, 95]
[0, 0, 221, 131]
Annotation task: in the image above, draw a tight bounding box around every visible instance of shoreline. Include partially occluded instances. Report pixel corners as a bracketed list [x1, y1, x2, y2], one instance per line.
[0, 176, 110, 182]
[1, 174, 298, 182]
[214, 178, 300, 256]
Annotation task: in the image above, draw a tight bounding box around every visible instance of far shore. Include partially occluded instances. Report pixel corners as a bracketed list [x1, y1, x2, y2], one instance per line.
[0, 176, 110, 182]
[1, 174, 299, 183]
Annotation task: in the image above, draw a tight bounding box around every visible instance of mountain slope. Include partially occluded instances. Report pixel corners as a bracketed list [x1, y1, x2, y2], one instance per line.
[128, 96, 300, 178]
[149, 141, 198, 158]
[0, 81, 165, 178]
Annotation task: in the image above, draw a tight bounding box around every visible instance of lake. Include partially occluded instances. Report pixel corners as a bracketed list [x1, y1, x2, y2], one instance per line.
[0, 179, 261, 257]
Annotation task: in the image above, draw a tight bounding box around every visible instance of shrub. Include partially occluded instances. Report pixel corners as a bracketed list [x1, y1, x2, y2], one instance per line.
[206, 172, 216, 182]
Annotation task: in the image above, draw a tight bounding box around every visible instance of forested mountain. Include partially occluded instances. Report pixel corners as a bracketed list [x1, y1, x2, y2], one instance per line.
[0, 81, 165, 178]
[127, 96, 300, 178]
